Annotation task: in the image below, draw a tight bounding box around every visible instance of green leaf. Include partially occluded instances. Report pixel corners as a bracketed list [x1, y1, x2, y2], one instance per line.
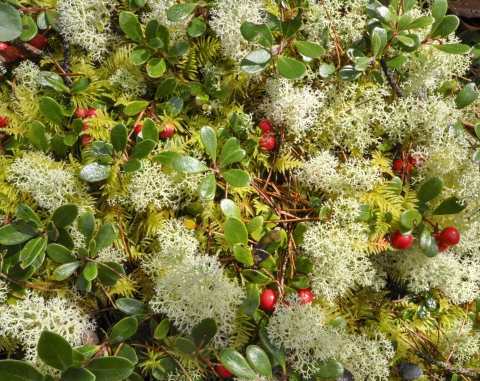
[39, 97, 65, 125]
[309, 359, 344, 379]
[175, 338, 196, 354]
[151, 357, 178, 380]
[130, 46, 151, 65]
[111, 123, 128, 154]
[247, 216, 264, 234]
[290, 275, 309, 289]
[433, 44, 470, 54]
[110, 317, 138, 346]
[19, 237, 46, 269]
[397, 33, 421, 52]
[130, 139, 157, 160]
[294, 41, 325, 58]
[259, 328, 286, 373]
[200, 126, 217, 162]
[243, 269, 272, 284]
[0, 3, 22, 41]
[240, 21, 273, 47]
[94, 223, 119, 255]
[339, 65, 362, 81]
[97, 261, 125, 286]
[46, 243, 76, 263]
[396, 35, 415, 47]
[60, 367, 95, 381]
[219, 149, 246, 168]
[79, 162, 111, 182]
[82, 262, 98, 281]
[432, 197, 467, 215]
[456, 83, 479, 109]
[116, 345, 138, 366]
[406, 16, 434, 30]
[280, 14, 302, 40]
[117, 298, 149, 315]
[475, 123, 480, 139]
[147, 58, 166, 78]
[37, 331, 73, 371]
[142, 118, 159, 143]
[119, 12, 143, 42]
[172, 156, 209, 174]
[167, 3, 196, 22]
[154, 318, 171, 340]
[78, 212, 95, 244]
[473, 150, 480, 164]
[220, 199, 241, 219]
[52, 204, 78, 228]
[156, 151, 181, 169]
[28, 121, 48, 152]
[198, 172, 216, 200]
[45, 10, 61, 32]
[372, 27, 387, 57]
[221, 169, 250, 187]
[431, 15, 459, 39]
[124, 101, 149, 116]
[233, 244, 254, 266]
[241, 49, 272, 74]
[122, 159, 142, 173]
[389, 177, 403, 196]
[292, 224, 308, 246]
[431, 0, 448, 31]
[386, 55, 408, 68]
[277, 56, 306, 80]
[76, 270, 92, 291]
[70, 77, 90, 93]
[53, 261, 81, 281]
[16, 204, 42, 227]
[0, 360, 44, 381]
[86, 357, 134, 381]
[397, 12, 413, 32]
[168, 42, 189, 57]
[219, 349, 257, 380]
[419, 228, 438, 257]
[224, 217, 248, 246]
[63, 132, 78, 146]
[242, 283, 260, 316]
[187, 17, 207, 37]
[38, 72, 70, 93]
[319, 63, 335, 78]
[155, 77, 179, 99]
[400, 209, 422, 230]
[417, 177, 443, 202]
[246, 346, 272, 377]
[192, 318, 217, 349]
[219, 138, 243, 164]
[0, 220, 38, 245]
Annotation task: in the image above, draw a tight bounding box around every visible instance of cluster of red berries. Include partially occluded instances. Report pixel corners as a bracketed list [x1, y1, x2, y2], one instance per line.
[0, 34, 48, 61]
[75, 108, 97, 147]
[390, 226, 460, 251]
[259, 288, 314, 311]
[258, 120, 275, 151]
[134, 121, 175, 139]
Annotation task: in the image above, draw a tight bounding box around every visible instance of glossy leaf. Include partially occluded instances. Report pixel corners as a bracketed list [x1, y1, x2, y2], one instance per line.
[431, 15, 459, 39]
[455, 83, 479, 109]
[142, 118, 159, 143]
[0, 220, 39, 245]
[432, 197, 467, 215]
[0, 360, 43, 381]
[246, 346, 272, 377]
[168, 42, 189, 57]
[154, 318, 171, 340]
[130, 46, 151, 65]
[172, 155, 209, 174]
[70, 77, 90, 93]
[110, 317, 138, 346]
[39, 97, 65, 125]
[221, 169, 250, 187]
[37, 331, 73, 371]
[220, 199, 241, 219]
[0, 3, 22, 41]
[129, 139, 157, 160]
[277, 56, 306, 80]
[111, 123, 128, 154]
[233, 244, 254, 266]
[473, 150, 480, 164]
[83, 262, 98, 281]
[124, 101, 149, 116]
[167, 3, 196, 22]
[197, 172, 216, 200]
[247, 216, 264, 234]
[78, 212, 95, 244]
[86, 357, 134, 381]
[224, 217, 248, 246]
[240, 21, 273, 47]
[52, 204, 78, 228]
[309, 359, 344, 379]
[406, 16, 434, 29]
[187, 17, 207, 37]
[175, 338, 196, 354]
[151, 357, 178, 380]
[19, 237, 46, 269]
[241, 49, 272, 74]
[97, 261, 125, 286]
[123, 159, 142, 172]
[192, 318, 217, 349]
[119, 12, 143, 42]
[242, 283, 260, 316]
[319, 63, 335, 78]
[155, 77, 179, 99]
[46, 243, 76, 263]
[243, 269, 272, 284]
[400, 209, 422, 230]
[79, 162, 111, 182]
[117, 298, 149, 315]
[28, 121, 48, 152]
[219, 349, 256, 380]
[147, 58, 166, 78]
[16, 204, 42, 226]
[295, 41, 325, 58]
[432, 0, 448, 26]
[372, 27, 387, 57]
[339, 65, 362, 81]
[60, 367, 95, 381]
[53, 261, 81, 281]
[259, 328, 286, 373]
[417, 177, 443, 202]
[434, 43, 470, 55]
[94, 222, 119, 255]
[200, 126, 217, 162]
[280, 14, 302, 40]
[419, 228, 438, 257]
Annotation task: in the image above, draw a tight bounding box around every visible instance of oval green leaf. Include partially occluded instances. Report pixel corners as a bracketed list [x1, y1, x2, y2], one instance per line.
[47, 243, 76, 264]
[243, 269, 272, 284]
[0, 360, 43, 381]
[52, 204, 78, 228]
[259, 328, 286, 373]
[80, 162, 111, 182]
[117, 298, 149, 315]
[417, 177, 443, 202]
[167, 3, 196, 22]
[241, 49, 272, 74]
[111, 123, 128, 154]
[60, 367, 95, 381]
[220, 199, 241, 219]
[0, 220, 38, 245]
[82, 262, 98, 281]
[154, 318, 171, 340]
[277, 56, 306, 80]
[86, 357, 134, 381]
[200, 126, 217, 162]
[129, 139, 157, 160]
[310, 358, 344, 378]
[172, 155, 209, 174]
[147, 58, 166, 78]
[242, 283, 260, 316]
[233, 244, 254, 267]
[432, 196, 467, 215]
[198, 172, 216, 201]
[221, 169, 250, 187]
[124, 101, 149, 116]
[187, 17, 207, 38]
[94, 222, 119, 255]
[400, 209, 422, 230]
[109, 316, 138, 346]
[192, 318, 217, 349]
[175, 338, 196, 354]
[240, 21, 273, 47]
[130, 46, 151, 65]
[123, 159, 142, 173]
[295, 41, 325, 58]
[455, 83, 479, 109]
[119, 12, 144, 42]
[419, 228, 438, 257]
[246, 345, 272, 377]
[219, 349, 257, 380]
[53, 261, 81, 281]
[39, 97, 65, 125]
[38, 331, 73, 371]
[224, 217, 248, 246]
[19, 237, 46, 269]
[0, 3, 22, 42]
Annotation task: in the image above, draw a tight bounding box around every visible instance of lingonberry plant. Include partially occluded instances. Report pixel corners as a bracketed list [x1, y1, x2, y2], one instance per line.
[0, 0, 479, 380]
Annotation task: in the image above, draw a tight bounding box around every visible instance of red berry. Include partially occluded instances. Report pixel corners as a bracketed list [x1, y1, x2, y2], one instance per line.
[260, 289, 278, 311]
[0, 116, 7, 128]
[0, 42, 8, 51]
[4, 46, 20, 60]
[134, 123, 143, 135]
[159, 123, 175, 139]
[433, 234, 449, 252]
[216, 363, 233, 378]
[390, 230, 413, 250]
[259, 134, 275, 151]
[28, 34, 48, 50]
[392, 159, 413, 172]
[87, 108, 97, 117]
[83, 123, 89, 131]
[259, 119, 274, 133]
[439, 227, 460, 246]
[298, 289, 314, 305]
[75, 108, 88, 119]
[82, 134, 92, 147]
